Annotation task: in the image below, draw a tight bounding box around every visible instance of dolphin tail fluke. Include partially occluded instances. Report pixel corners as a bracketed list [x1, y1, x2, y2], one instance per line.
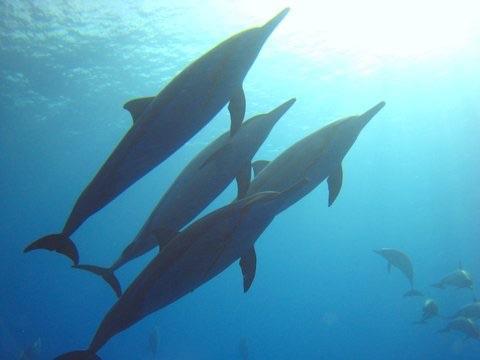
[55, 350, 101, 359]
[413, 320, 426, 325]
[403, 289, 424, 297]
[73, 264, 122, 298]
[24, 233, 79, 265]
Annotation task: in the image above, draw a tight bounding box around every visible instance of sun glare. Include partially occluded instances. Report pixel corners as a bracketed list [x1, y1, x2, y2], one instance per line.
[221, 0, 479, 62]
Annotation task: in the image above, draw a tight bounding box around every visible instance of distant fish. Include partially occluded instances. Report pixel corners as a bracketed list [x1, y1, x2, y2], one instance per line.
[448, 301, 480, 320]
[73, 98, 296, 297]
[373, 248, 423, 297]
[432, 263, 474, 290]
[414, 299, 439, 324]
[24, 7, 290, 266]
[148, 328, 158, 358]
[239, 337, 249, 360]
[19, 338, 42, 360]
[55, 184, 303, 359]
[437, 317, 480, 340]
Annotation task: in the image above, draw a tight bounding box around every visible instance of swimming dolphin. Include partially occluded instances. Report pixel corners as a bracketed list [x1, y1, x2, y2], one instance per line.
[24, 8, 290, 265]
[414, 299, 439, 324]
[449, 301, 480, 320]
[432, 263, 474, 290]
[55, 183, 304, 359]
[437, 317, 480, 340]
[228, 102, 385, 281]
[373, 248, 423, 297]
[74, 99, 296, 296]
[245, 101, 386, 211]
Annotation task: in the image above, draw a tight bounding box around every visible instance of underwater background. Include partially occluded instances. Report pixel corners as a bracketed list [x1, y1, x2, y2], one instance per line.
[1, 1, 479, 359]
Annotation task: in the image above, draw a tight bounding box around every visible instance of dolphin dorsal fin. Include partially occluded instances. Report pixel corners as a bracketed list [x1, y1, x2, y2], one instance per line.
[240, 247, 257, 292]
[252, 160, 270, 177]
[123, 96, 155, 123]
[236, 163, 252, 200]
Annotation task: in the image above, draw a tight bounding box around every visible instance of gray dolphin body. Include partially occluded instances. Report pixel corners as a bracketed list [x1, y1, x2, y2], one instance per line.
[245, 101, 385, 210]
[438, 317, 480, 340]
[450, 302, 480, 320]
[432, 267, 474, 290]
[24, 8, 290, 265]
[414, 299, 439, 324]
[55, 186, 299, 360]
[373, 248, 423, 297]
[74, 99, 296, 297]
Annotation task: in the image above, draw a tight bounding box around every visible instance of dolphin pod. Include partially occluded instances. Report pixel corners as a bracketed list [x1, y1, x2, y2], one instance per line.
[72, 99, 296, 297]
[54, 101, 386, 358]
[55, 184, 307, 359]
[373, 248, 423, 297]
[24, 8, 290, 266]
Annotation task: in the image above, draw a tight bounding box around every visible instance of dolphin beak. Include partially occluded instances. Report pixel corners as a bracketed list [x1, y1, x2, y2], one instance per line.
[268, 98, 296, 122]
[262, 8, 290, 36]
[358, 101, 385, 129]
[373, 249, 382, 255]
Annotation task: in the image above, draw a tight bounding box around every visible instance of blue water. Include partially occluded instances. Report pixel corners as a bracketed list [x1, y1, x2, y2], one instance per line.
[1, 1, 480, 359]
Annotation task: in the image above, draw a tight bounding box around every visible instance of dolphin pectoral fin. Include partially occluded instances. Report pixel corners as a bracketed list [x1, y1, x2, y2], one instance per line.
[327, 164, 343, 207]
[431, 282, 445, 289]
[387, 262, 391, 274]
[55, 350, 101, 359]
[152, 227, 180, 248]
[228, 86, 246, 137]
[236, 163, 252, 200]
[240, 247, 257, 293]
[252, 160, 270, 177]
[24, 233, 79, 265]
[199, 143, 233, 170]
[123, 96, 155, 123]
[73, 264, 122, 298]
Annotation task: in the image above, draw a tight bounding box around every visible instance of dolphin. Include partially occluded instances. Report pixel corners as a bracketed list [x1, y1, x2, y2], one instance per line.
[449, 302, 480, 320]
[74, 98, 296, 297]
[432, 263, 474, 290]
[55, 183, 305, 359]
[245, 101, 386, 210]
[414, 299, 439, 324]
[437, 317, 480, 340]
[373, 248, 423, 297]
[225, 102, 385, 277]
[24, 8, 290, 265]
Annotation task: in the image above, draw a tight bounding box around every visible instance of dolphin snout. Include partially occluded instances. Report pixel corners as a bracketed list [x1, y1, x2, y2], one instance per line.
[269, 98, 296, 120]
[262, 8, 290, 35]
[362, 101, 386, 121]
